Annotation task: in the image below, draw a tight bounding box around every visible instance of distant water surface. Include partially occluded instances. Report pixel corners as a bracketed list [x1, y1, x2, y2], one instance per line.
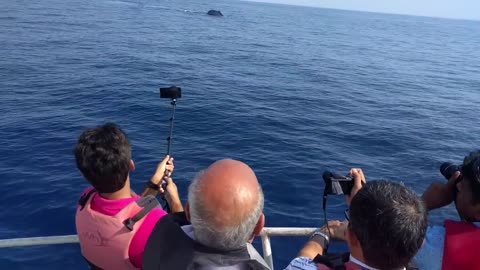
[1, 0, 480, 268]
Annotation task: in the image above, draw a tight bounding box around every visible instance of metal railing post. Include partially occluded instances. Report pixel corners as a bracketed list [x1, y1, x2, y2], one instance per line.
[261, 232, 274, 270]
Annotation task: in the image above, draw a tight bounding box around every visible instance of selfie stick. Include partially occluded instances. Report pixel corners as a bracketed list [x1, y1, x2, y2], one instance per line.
[166, 99, 177, 156]
[161, 99, 178, 213]
[159, 86, 182, 213]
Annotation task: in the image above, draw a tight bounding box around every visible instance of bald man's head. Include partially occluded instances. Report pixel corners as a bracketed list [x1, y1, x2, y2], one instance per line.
[187, 159, 265, 250]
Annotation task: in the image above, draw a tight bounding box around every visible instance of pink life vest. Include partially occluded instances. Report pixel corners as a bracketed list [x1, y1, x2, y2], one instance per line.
[75, 190, 159, 270]
[442, 220, 480, 270]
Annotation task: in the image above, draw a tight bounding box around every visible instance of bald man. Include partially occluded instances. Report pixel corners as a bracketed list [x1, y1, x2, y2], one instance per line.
[143, 159, 271, 270]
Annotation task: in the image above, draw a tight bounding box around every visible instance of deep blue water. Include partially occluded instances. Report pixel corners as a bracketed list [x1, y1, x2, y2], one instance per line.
[1, 0, 480, 268]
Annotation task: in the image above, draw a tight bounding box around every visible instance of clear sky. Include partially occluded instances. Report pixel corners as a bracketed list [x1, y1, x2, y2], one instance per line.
[245, 0, 480, 21]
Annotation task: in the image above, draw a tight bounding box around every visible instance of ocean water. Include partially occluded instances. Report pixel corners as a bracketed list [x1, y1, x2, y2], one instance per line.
[1, 0, 480, 268]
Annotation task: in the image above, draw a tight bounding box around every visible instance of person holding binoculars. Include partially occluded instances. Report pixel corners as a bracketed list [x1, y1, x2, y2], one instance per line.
[415, 151, 480, 270]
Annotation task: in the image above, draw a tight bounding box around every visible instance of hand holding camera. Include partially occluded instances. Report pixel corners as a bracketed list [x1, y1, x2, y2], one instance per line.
[347, 168, 366, 206]
[320, 167, 365, 251]
[322, 168, 366, 205]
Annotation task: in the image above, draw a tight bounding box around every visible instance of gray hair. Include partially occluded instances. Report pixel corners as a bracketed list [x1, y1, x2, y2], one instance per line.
[187, 170, 264, 250]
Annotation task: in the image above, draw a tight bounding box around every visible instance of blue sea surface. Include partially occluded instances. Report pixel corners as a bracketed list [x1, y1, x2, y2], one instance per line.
[1, 0, 480, 268]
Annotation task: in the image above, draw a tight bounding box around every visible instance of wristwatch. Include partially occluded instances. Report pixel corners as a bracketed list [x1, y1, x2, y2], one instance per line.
[147, 181, 161, 190]
[310, 231, 330, 248]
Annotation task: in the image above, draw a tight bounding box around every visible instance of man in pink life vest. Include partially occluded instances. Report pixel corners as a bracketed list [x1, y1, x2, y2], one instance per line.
[285, 168, 427, 270]
[74, 123, 183, 269]
[416, 151, 480, 270]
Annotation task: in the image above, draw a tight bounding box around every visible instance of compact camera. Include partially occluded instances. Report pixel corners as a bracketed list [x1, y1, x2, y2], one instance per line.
[322, 171, 354, 196]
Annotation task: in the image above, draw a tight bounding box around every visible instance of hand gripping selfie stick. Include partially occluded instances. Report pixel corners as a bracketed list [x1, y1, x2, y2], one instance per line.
[160, 86, 182, 212]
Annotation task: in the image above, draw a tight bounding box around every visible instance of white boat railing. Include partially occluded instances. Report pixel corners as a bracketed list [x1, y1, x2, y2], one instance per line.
[0, 235, 79, 248]
[0, 227, 317, 270]
[260, 227, 317, 270]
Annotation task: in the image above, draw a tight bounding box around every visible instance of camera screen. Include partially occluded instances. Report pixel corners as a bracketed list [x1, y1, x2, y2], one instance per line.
[331, 180, 348, 195]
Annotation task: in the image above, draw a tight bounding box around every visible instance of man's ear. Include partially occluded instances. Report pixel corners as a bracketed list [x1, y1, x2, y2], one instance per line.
[473, 203, 480, 221]
[185, 203, 191, 222]
[129, 160, 135, 171]
[249, 213, 265, 242]
[347, 226, 360, 247]
[346, 226, 366, 262]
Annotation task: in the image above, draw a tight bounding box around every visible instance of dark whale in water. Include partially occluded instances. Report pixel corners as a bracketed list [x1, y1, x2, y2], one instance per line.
[207, 10, 223, 16]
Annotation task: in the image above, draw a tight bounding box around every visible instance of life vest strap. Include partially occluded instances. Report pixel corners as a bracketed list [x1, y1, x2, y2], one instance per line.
[82, 255, 103, 270]
[313, 253, 349, 270]
[78, 189, 96, 210]
[123, 195, 160, 231]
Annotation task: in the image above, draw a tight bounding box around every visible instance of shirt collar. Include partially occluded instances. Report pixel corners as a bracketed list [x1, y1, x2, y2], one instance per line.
[181, 224, 194, 239]
[349, 255, 406, 270]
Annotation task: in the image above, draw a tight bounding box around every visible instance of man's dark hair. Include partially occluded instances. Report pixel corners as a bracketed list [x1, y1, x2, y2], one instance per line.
[461, 157, 480, 204]
[349, 181, 427, 270]
[74, 123, 132, 193]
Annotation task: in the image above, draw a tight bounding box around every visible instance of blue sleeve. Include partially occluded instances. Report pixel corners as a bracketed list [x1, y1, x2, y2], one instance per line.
[414, 225, 445, 270]
[284, 257, 318, 270]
